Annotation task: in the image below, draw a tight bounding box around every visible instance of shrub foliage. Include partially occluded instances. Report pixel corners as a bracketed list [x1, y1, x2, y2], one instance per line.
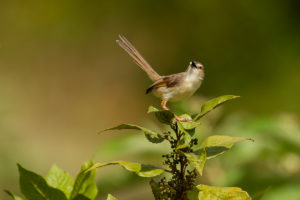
[5, 95, 253, 200]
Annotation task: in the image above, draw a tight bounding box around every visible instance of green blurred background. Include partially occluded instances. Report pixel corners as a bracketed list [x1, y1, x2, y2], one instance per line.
[0, 0, 300, 199]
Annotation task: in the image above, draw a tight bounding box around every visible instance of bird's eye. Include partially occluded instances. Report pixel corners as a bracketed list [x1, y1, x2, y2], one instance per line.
[198, 66, 203, 70]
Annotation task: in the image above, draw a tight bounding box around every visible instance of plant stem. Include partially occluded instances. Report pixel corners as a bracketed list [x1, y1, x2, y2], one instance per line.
[175, 123, 186, 199]
[159, 123, 198, 200]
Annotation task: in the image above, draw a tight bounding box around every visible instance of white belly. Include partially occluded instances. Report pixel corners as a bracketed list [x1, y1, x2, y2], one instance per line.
[153, 78, 202, 102]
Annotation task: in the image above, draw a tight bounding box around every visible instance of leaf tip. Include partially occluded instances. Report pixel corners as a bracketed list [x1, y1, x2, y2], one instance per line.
[147, 106, 152, 113]
[17, 163, 23, 171]
[3, 189, 11, 196]
[97, 131, 103, 135]
[147, 105, 157, 113]
[98, 128, 110, 134]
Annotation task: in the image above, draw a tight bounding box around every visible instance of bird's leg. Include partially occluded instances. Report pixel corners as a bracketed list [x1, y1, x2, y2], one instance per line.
[161, 99, 170, 110]
[161, 99, 190, 122]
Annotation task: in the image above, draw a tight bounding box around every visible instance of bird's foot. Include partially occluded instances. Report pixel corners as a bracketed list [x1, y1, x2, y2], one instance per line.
[174, 114, 191, 123]
[160, 99, 191, 123]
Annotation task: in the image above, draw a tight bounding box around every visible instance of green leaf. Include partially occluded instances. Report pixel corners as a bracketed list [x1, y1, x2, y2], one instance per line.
[147, 106, 175, 124]
[176, 122, 192, 150]
[72, 194, 91, 200]
[87, 161, 165, 177]
[107, 194, 118, 200]
[187, 189, 199, 200]
[70, 161, 97, 200]
[46, 164, 74, 198]
[200, 135, 253, 159]
[176, 120, 201, 149]
[4, 190, 23, 200]
[100, 124, 164, 143]
[18, 164, 67, 200]
[150, 179, 161, 200]
[193, 95, 240, 121]
[182, 148, 206, 176]
[196, 184, 251, 200]
[180, 121, 201, 130]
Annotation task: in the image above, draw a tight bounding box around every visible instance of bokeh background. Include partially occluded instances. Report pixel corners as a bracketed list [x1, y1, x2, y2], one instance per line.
[1, 0, 300, 199]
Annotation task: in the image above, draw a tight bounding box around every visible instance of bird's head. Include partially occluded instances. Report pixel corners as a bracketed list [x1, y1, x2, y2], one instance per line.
[187, 61, 205, 80]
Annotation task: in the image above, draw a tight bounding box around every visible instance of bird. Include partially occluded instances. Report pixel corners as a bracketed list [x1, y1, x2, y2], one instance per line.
[116, 35, 205, 121]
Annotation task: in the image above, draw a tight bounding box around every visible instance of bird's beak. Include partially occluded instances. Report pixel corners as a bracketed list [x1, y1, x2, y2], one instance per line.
[190, 61, 197, 68]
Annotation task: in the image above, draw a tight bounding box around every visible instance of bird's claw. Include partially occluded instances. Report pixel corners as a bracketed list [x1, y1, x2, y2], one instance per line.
[172, 115, 191, 124]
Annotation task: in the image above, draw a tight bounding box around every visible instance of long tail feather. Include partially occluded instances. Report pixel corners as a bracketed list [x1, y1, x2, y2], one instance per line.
[116, 35, 161, 81]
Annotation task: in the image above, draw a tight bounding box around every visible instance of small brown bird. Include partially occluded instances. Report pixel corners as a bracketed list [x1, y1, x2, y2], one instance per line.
[116, 35, 205, 121]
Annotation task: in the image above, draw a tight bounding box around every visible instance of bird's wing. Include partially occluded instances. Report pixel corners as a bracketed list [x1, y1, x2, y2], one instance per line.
[146, 73, 184, 94]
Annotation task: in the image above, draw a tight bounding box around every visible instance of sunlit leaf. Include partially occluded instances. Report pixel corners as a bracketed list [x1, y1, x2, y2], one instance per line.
[180, 121, 201, 130]
[182, 148, 206, 176]
[70, 161, 97, 200]
[18, 164, 67, 200]
[200, 135, 253, 159]
[87, 161, 165, 177]
[150, 179, 161, 200]
[46, 164, 74, 198]
[197, 184, 251, 200]
[147, 106, 175, 124]
[176, 122, 192, 149]
[193, 95, 240, 121]
[100, 124, 164, 143]
[4, 190, 23, 200]
[176, 120, 201, 149]
[107, 194, 118, 200]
